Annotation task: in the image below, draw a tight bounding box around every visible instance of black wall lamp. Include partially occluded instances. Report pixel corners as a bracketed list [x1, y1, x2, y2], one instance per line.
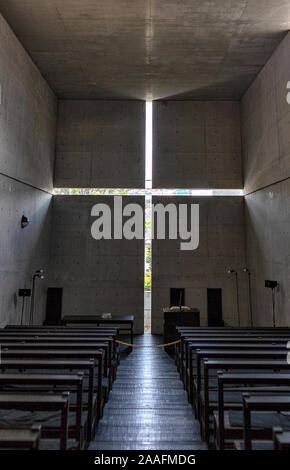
[21, 215, 29, 229]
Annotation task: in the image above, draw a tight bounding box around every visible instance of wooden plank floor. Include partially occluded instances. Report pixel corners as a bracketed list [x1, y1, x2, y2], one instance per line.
[89, 334, 207, 450]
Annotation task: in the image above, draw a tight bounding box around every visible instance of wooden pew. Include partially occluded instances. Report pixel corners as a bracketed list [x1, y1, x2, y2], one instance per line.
[200, 358, 290, 445]
[0, 349, 104, 421]
[0, 392, 69, 450]
[185, 341, 288, 401]
[0, 425, 41, 450]
[0, 326, 120, 449]
[242, 395, 290, 450]
[194, 349, 288, 406]
[273, 427, 290, 450]
[0, 336, 115, 387]
[0, 331, 119, 378]
[177, 329, 290, 359]
[180, 333, 290, 362]
[0, 373, 84, 449]
[0, 325, 120, 447]
[173, 325, 290, 449]
[186, 341, 287, 390]
[216, 373, 290, 449]
[5, 325, 116, 330]
[2, 326, 118, 337]
[1, 325, 112, 341]
[0, 339, 112, 384]
[177, 326, 290, 333]
[178, 334, 290, 381]
[176, 327, 290, 357]
[0, 359, 96, 442]
[176, 327, 290, 368]
[0, 334, 117, 438]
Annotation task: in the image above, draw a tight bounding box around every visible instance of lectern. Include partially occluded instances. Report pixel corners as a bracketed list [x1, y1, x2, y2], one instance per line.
[163, 308, 200, 355]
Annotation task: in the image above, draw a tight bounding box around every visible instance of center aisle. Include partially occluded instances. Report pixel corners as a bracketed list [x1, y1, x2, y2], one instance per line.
[90, 334, 206, 450]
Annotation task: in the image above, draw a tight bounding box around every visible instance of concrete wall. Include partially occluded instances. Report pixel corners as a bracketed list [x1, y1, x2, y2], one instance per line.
[0, 175, 53, 327]
[242, 33, 290, 195]
[0, 14, 57, 192]
[151, 196, 247, 333]
[55, 101, 145, 188]
[153, 101, 242, 189]
[242, 32, 290, 326]
[49, 196, 145, 333]
[245, 181, 290, 326]
[0, 13, 57, 326]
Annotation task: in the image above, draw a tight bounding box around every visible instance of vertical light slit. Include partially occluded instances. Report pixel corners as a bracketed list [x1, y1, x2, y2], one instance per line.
[144, 102, 153, 333]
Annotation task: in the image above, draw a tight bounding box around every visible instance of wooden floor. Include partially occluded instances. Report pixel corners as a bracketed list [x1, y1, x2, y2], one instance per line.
[89, 334, 206, 450]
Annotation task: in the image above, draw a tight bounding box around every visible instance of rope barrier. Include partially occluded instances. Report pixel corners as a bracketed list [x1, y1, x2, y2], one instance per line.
[115, 339, 182, 348]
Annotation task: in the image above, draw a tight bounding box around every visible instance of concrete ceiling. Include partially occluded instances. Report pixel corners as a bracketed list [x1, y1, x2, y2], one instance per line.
[0, 1, 290, 100]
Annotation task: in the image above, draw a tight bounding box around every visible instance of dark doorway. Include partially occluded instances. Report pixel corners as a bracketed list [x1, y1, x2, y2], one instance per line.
[45, 288, 63, 325]
[207, 288, 223, 326]
[170, 288, 185, 308]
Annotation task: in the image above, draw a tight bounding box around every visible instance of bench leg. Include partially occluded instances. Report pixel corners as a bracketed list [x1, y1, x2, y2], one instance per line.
[243, 404, 252, 450]
[60, 403, 69, 451]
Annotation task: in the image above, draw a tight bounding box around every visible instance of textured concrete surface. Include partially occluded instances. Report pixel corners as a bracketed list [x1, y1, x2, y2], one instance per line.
[241, 31, 290, 326]
[0, 12, 57, 192]
[49, 196, 145, 333]
[245, 180, 290, 327]
[242, 32, 290, 195]
[2, 1, 290, 335]
[0, 1, 289, 100]
[0, 175, 53, 327]
[151, 196, 248, 333]
[0, 14, 56, 327]
[153, 101, 242, 189]
[89, 335, 206, 450]
[55, 101, 145, 188]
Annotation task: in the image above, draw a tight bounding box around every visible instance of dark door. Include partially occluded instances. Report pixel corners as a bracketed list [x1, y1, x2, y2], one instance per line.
[207, 288, 223, 326]
[170, 288, 185, 308]
[45, 288, 63, 325]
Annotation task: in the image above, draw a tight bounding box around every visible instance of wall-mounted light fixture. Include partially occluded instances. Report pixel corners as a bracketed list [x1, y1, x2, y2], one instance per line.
[243, 268, 253, 327]
[21, 215, 29, 229]
[227, 269, 240, 326]
[34, 269, 45, 280]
